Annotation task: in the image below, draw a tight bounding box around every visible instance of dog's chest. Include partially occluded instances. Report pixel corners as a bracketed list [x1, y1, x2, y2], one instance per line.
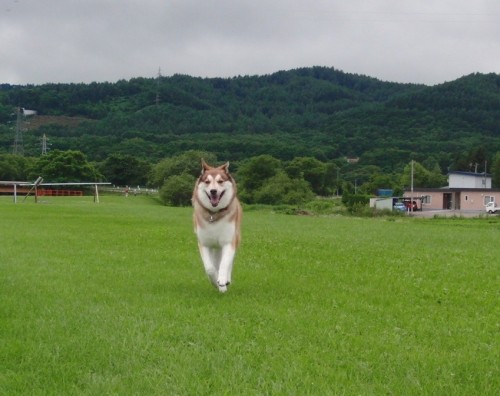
[196, 219, 236, 247]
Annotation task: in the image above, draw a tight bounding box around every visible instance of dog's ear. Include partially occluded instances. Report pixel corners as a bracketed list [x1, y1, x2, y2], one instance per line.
[201, 159, 211, 174]
[221, 162, 230, 173]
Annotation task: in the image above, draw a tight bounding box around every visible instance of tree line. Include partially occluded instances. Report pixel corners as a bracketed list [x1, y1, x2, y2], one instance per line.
[1, 67, 499, 175]
[3, 150, 500, 208]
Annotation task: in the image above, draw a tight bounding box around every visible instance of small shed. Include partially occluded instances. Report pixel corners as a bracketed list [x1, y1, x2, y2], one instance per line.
[370, 197, 394, 210]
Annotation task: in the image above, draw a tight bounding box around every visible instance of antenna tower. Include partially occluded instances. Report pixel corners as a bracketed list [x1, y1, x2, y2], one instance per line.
[41, 133, 49, 155]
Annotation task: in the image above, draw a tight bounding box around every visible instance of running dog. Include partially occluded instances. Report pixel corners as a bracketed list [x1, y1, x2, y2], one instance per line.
[192, 160, 242, 292]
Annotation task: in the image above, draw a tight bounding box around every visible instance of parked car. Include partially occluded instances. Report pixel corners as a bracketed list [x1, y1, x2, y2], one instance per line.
[485, 201, 499, 214]
[393, 202, 407, 212]
[403, 199, 419, 211]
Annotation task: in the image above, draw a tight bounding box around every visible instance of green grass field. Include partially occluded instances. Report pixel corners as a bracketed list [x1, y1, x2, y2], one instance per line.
[1, 195, 498, 395]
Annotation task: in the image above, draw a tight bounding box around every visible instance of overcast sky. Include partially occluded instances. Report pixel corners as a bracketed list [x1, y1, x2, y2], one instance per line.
[1, 0, 499, 86]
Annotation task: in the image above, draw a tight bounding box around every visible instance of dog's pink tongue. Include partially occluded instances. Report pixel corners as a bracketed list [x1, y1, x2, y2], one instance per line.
[210, 195, 220, 207]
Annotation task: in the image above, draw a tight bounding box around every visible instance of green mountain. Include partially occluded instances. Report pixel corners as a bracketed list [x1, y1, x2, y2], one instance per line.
[1, 67, 499, 171]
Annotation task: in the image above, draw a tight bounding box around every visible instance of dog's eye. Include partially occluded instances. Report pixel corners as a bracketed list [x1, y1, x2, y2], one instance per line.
[217, 180, 223, 185]
[204, 180, 210, 185]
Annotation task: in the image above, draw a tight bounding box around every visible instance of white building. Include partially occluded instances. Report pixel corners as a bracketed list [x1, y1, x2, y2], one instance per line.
[404, 171, 499, 211]
[448, 171, 491, 189]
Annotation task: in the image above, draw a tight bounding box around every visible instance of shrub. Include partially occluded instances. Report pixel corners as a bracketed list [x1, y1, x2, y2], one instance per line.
[254, 171, 314, 205]
[342, 192, 371, 211]
[304, 198, 342, 215]
[149, 150, 216, 188]
[159, 173, 196, 206]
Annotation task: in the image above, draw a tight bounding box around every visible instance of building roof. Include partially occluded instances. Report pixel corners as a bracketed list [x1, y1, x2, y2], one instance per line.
[448, 171, 492, 177]
[405, 187, 500, 193]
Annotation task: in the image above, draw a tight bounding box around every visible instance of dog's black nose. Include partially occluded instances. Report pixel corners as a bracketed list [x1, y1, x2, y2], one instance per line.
[210, 189, 217, 196]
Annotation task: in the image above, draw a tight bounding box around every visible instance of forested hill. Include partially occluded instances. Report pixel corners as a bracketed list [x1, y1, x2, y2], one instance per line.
[1, 66, 499, 171]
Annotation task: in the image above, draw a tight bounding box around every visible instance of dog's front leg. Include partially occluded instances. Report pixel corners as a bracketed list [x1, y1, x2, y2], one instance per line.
[198, 245, 218, 287]
[217, 244, 235, 292]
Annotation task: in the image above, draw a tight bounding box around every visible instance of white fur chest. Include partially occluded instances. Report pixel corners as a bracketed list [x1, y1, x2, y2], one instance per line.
[196, 218, 236, 247]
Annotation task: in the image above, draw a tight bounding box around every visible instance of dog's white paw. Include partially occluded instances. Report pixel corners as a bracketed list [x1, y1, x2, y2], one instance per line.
[217, 281, 230, 293]
[218, 284, 227, 293]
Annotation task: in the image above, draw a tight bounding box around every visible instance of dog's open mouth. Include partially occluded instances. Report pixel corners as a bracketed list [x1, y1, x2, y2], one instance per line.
[207, 190, 225, 207]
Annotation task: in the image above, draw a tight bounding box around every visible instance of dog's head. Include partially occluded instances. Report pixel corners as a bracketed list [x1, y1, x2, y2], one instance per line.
[195, 159, 236, 211]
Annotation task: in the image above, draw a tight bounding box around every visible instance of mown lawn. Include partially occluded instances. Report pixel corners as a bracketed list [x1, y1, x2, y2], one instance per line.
[0, 196, 498, 395]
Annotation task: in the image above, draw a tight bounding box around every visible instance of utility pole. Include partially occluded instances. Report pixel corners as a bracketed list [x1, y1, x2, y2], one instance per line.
[483, 160, 488, 188]
[410, 160, 414, 213]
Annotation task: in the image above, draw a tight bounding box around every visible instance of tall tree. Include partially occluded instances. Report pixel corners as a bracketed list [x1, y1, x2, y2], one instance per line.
[29, 150, 102, 182]
[148, 150, 216, 188]
[0, 154, 33, 180]
[400, 161, 446, 189]
[101, 154, 151, 186]
[285, 157, 328, 195]
[236, 155, 282, 203]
